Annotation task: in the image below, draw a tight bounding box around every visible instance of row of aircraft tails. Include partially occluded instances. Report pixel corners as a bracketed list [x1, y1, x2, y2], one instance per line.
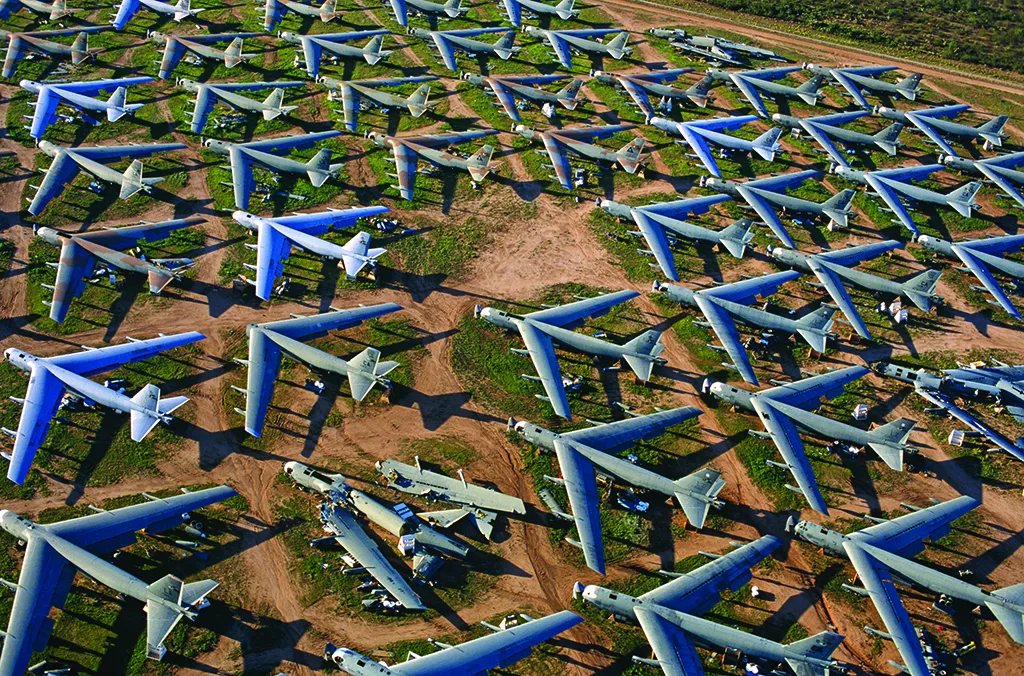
[4, 2, 1024, 676]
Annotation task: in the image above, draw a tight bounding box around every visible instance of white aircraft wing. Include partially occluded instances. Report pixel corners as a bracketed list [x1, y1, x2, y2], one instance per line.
[843, 542, 931, 676]
[632, 208, 680, 281]
[678, 125, 722, 177]
[489, 80, 521, 121]
[951, 245, 1022, 319]
[553, 438, 606, 574]
[693, 295, 758, 385]
[392, 141, 419, 201]
[751, 397, 829, 514]
[905, 113, 959, 157]
[729, 74, 769, 117]
[514, 319, 571, 419]
[526, 288, 637, 328]
[850, 495, 979, 558]
[189, 84, 215, 133]
[253, 218, 294, 301]
[807, 258, 871, 339]
[546, 31, 574, 69]
[735, 184, 796, 247]
[541, 133, 574, 189]
[7, 366, 66, 485]
[619, 77, 654, 116]
[29, 86, 63, 140]
[864, 174, 919, 235]
[633, 607, 703, 676]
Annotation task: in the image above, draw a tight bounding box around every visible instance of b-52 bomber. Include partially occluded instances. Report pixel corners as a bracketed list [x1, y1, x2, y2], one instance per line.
[2, 331, 204, 484]
[461, 73, 583, 122]
[113, 0, 203, 29]
[477, 289, 664, 420]
[28, 140, 187, 216]
[707, 366, 917, 513]
[835, 163, 981, 236]
[320, 75, 438, 132]
[787, 495, 980, 676]
[367, 129, 500, 201]
[649, 114, 782, 178]
[943, 151, 1024, 209]
[231, 205, 390, 300]
[204, 130, 344, 211]
[524, 26, 631, 70]
[704, 169, 855, 248]
[806, 64, 922, 109]
[388, 0, 466, 27]
[592, 68, 711, 115]
[917, 232, 1024, 319]
[650, 28, 786, 65]
[502, 0, 578, 26]
[411, 27, 519, 72]
[280, 29, 392, 77]
[178, 78, 304, 133]
[511, 408, 725, 574]
[0, 26, 105, 79]
[0, 485, 238, 675]
[236, 305, 402, 437]
[35, 218, 202, 324]
[286, 462, 470, 594]
[516, 123, 646, 190]
[707, 66, 824, 118]
[655, 271, 836, 385]
[878, 103, 1009, 157]
[150, 32, 259, 80]
[376, 457, 526, 540]
[325, 610, 583, 674]
[20, 76, 154, 141]
[878, 362, 1024, 463]
[770, 239, 943, 340]
[578, 535, 846, 676]
[597, 194, 754, 281]
[772, 110, 904, 168]
[263, 0, 337, 31]
[0, 0, 74, 21]
[913, 357, 1024, 424]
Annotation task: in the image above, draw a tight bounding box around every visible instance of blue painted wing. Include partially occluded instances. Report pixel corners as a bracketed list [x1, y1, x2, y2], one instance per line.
[157, 38, 186, 80]
[392, 141, 419, 201]
[552, 124, 635, 142]
[29, 86, 59, 141]
[190, 84, 214, 133]
[241, 130, 341, 153]
[851, 495, 979, 558]
[253, 218, 294, 301]
[701, 270, 800, 305]
[28, 151, 79, 216]
[73, 142, 186, 160]
[730, 74, 770, 116]
[553, 438, 605, 573]
[975, 158, 1024, 209]
[388, 0, 408, 26]
[264, 0, 286, 30]
[546, 31, 574, 69]
[300, 35, 324, 77]
[619, 77, 654, 116]
[502, 0, 521, 26]
[489, 80, 521, 122]
[244, 327, 283, 435]
[844, 543, 932, 676]
[678, 123, 723, 177]
[695, 294, 758, 385]
[561, 407, 701, 454]
[800, 119, 852, 168]
[48, 331, 205, 376]
[405, 129, 498, 148]
[258, 304, 402, 341]
[807, 257, 871, 340]
[112, 0, 141, 29]
[516, 320, 571, 419]
[830, 70, 871, 109]
[431, 33, 459, 72]
[818, 239, 903, 266]
[229, 145, 256, 211]
[763, 365, 869, 409]
[752, 396, 829, 513]
[632, 208, 679, 280]
[637, 194, 731, 219]
[53, 77, 153, 96]
[541, 133, 573, 189]
[527, 288, 637, 327]
[633, 607, 703, 676]
[863, 173, 924, 235]
[6, 366, 65, 485]
[957, 233, 1024, 256]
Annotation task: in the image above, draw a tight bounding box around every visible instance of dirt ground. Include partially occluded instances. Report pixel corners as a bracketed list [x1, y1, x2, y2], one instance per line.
[2, 2, 1024, 675]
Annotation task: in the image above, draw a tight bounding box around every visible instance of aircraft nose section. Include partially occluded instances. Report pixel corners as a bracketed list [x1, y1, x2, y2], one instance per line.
[709, 381, 724, 396]
[284, 461, 298, 474]
[582, 584, 599, 601]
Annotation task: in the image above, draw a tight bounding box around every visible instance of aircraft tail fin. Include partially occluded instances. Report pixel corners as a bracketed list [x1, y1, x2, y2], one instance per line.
[751, 127, 782, 161]
[684, 75, 714, 108]
[71, 31, 90, 65]
[119, 160, 155, 199]
[901, 268, 942, 311]
[147, 269, 175, 295]
[363, 34, 389, 65]
[443, 0, 462, 16]
[872, 122, 903, 155]
[493, 30, 517, 59]
[223, 37, 246, 68]
[466, 144, 497, 183]
[616, 137, 645, 174]
[673, 468, 725, 529]
[821, 188, 855, 227]
[795, 74, 826, 105]
[988, 583, 1024, 644]
[260, 87, 290, 120]
[129, 384, 188, 442]
[718, 218, 756, 258]
[866, 418, 915, 471]
[554, 0, 576, 19]
[305, 148, 335, 187]
[320, 0, 337, 21]
[606, 31, 630, 59]
[406, 84, 432, 117]
[795, 306, 835, 353]
[50, 0, 70, 21]
[895, 73, 922, 100]
[977, 115, 1009, 146]
[106, 87, 129, 121]
[621, 330, 664, 381]
[946, 181, 982, 216]
[173, 0, 202, 20]
[347, 346, 398, 401]
[557, 78, 584, 109]
[784, 631, 845, 674]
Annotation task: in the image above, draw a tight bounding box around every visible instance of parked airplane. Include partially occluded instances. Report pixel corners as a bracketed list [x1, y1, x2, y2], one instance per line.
[263, 0, 337, 31]
[524, 26, 631, 70]
[387, 0, 467, 27]
[179, 78, 304, 133]
[806, 64, 921, 109]
[707, 66, 824, 118]
[878, 103, 1009, 156]
[320, 75, 438, 132]
[280, 29, 392, 77]
[943, 151, 1024, 209]
[367, 129, 500, 200]
[649, 114, 782, 177]
[1, 26, 105, 78]
[517, 123, 646, 189]
[0, 0, 74, 21]
[772, 110, 903, 168]
[20, 76, 153, 141]
[461, 73, 583, 122]
[917, 232, 1024, 319]
[412, 27, 518, 72]
[502, 0, 579, 27]
[113, 0, 203, 29]
[593, 68, 711, 114]
[150, 32, 259, 80]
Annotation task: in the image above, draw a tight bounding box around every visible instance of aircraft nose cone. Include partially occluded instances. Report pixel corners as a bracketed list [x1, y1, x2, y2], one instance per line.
[917, 235, 930, 244]
[770, 113, 782, 121]
[231, 210, 250, 224]
[709, 382, 724, 396]
[284, 461, 298, 474]
[582, 584, 598, 600]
